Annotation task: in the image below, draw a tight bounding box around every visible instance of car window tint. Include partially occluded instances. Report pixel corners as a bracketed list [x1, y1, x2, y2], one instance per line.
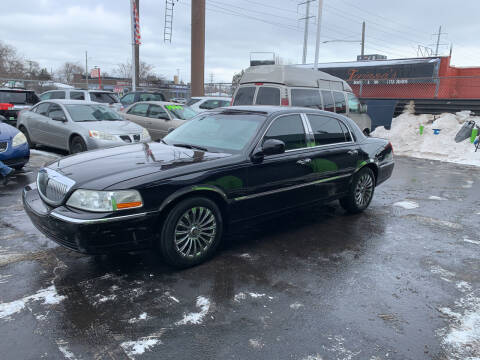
[139, 93, 163, 101]
[121, 93, 135, 104]
[187, 98, 201, 106]
[291, 89, 322, 109]
[220, 100, 230, 107]
[339, 121, 352, 142]
[256, 87, 280, 105]
[36, 103, 50, 116]
[70, 91, 85, 100]
[50, 91, 65, 100]
[347, 93, 360, 114]
[128, 103, 149, 116]
[48, 104, 65, 119]
[333, 91, 346, 114]
[264, 114, 306, 151]
[307, 114, 346, 145]
[199, 100, 222, 109]
[321, 91, 334, 112]
[233, 86, 255, 105]
[39, 92, 51, 101]
[148, 105, 169, 119]
[90, 92, 119, 103]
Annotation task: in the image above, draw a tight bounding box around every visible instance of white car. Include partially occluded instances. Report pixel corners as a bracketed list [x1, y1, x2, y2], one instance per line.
[39, 89, 122, 112]
[186, 96, 231, 113]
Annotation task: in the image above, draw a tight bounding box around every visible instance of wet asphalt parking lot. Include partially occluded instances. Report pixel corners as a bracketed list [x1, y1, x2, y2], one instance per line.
[0, 151, 479, 360]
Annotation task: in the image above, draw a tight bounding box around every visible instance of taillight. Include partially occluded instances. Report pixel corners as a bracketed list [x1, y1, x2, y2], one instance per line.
[388, 141, 394, 154]
[254, 82, 264, 85]
[0, 103, 13, 110]
[281, 98, 289, 106]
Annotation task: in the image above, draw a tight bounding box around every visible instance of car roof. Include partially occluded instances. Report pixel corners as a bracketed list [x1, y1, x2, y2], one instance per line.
[129, 101, 186, 106]
[38, 99, 103, 105]
[191, 96, 231, 100]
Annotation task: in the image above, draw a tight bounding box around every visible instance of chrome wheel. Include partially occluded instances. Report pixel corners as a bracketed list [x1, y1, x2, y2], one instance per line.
[174, 206, 217, 258]
[354, 174, 374, 207]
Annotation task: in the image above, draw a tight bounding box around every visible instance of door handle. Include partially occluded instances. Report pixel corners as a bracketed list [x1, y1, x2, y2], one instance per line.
[296, 158, 312, 165]
[348, 150, 358, 155]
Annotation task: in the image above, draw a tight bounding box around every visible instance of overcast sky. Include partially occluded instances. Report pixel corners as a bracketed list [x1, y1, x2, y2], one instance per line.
[1, 0, 479, 83]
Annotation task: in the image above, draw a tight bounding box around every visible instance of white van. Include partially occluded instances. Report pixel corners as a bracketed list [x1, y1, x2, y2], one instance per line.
[232, 65, 371, 134]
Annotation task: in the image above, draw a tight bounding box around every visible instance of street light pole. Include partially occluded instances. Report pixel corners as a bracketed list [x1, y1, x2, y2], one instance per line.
[313, 0, 323, 70]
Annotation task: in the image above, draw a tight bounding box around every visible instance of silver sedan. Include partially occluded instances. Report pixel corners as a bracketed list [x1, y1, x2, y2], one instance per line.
[17, 100, 150, 154]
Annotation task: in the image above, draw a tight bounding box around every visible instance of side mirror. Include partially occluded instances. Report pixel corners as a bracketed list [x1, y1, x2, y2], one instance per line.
[363, 128, 371, 136]
[52, 116, 67, 122]
[262, 139, 285, 156]
[361, 104, 368, 113]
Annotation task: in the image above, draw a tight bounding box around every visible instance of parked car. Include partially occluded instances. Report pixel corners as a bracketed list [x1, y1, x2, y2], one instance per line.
[0, 88, 40, 127]
[232, 65, 372, 134]
[186, 96, 231, 113]
[23, 106, 394, 268]
[119, 91, 166, 109]
[0, 115, 29, 169]
[123, 101, 197, 140]
[17, 100, 150, 154]
[39, 89, 122, 112]
[170, 97, 187, 104]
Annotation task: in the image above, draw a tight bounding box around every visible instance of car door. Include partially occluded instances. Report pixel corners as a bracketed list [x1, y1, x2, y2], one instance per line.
[303, 113, 359, 198]
[145, 104, 171, 140]
[243, 113, 316, 217]
[124, 103, 149, 128]
[44, 103, 70, 150]
[28, 102, 52, 144]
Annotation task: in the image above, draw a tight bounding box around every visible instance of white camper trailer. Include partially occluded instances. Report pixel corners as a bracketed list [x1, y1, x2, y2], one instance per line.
[232, 65, 371, 134]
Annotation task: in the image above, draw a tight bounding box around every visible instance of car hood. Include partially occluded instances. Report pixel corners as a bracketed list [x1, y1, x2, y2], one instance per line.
[75, 120, 143, 134]
[0, 122, 19, 141]
[46, 142, 231, 190]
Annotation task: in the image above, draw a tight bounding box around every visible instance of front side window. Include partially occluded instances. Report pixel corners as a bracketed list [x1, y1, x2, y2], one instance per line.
[39, 92, 52, 101]
[256, 87, 280, 105]
[187, 98, 201, 106]
[291, 89, 322, 109]
[321, 91, 334, 112]
[333, 91, 346, 114]
[70, 91, 85, 100]
[264, 114, 306, 151]
[233, 86, 255, 105]
[307, 114, 347, 146]
[163, 112, 265, 153]
[128, 103, 149, 116]
[65, 104, 123, 122]
[48, 104, 66, 120]
[347, 93, 360, 114]
[89, 92, 119, 104]
[35, 103, 50, 116]
[148, 105, 169, 119]
[121, 93, 135, 105]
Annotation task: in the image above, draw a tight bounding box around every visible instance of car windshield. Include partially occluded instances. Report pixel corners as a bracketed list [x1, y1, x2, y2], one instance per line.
[164, 104, 197, 120]
[65, 104, 123, 122]
[89, 92, 119, 104]
[163, 112, 265, 153]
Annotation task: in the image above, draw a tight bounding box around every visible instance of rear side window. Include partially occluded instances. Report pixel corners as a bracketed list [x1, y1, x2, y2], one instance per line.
[148, 105, 169, 119]
[70, 91, 85, 100]
[139, 93, 164, 101]
[321, 91, 334, 112]
[121, 93, 135, 105]
[256, 87, 280, 105]
[35, 103, 50, 116]
[264, 114, 306, 151]
[339, 121, 352, 142]
[333, 92, 346, 114]
[347, 93, 360, 114]
[233, 87, 255, 105]
[90, 92, 119, 104]
[291, 89, 322, 109]
[128, 103, 149, 116]
[307, 114, 346, 146]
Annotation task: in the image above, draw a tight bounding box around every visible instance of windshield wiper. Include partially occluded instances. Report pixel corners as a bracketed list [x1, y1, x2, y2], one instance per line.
[172, 143, 209, 152]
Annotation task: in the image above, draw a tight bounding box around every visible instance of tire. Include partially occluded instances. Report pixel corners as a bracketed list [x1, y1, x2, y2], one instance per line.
[158, 197, 223, 268]
[69, 136, 87, 154]
[340, 167, 375, 214]
[19, 126, 35, 149]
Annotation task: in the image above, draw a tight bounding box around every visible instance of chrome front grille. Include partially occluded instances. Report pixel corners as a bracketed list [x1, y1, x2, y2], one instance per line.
[37, 168, 76, 206]
[0, 141, 7, 153]
[120, 134, 141, 143]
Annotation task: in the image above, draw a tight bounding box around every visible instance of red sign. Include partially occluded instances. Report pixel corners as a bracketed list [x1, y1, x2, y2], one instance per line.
[90, 68, 100, 78]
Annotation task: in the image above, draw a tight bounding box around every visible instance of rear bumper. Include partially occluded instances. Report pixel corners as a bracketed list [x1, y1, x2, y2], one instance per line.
[22, 183, 158, 254]
[377, 161, 394, 185]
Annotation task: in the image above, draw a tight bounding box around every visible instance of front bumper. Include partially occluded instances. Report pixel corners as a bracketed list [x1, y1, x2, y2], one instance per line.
[22, 183, 158, 254]
[0, 142, 29, 167]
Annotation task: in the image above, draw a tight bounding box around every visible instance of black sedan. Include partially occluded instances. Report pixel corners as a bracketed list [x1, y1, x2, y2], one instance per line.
[23, 106, 394, 268]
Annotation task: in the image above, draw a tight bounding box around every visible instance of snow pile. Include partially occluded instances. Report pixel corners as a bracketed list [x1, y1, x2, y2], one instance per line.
[372, 111, 480, 166]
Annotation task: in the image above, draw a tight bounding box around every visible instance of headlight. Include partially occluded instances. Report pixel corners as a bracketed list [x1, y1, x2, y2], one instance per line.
[141, 128, 150, 140]
[66, 189, 143, 212]
[12, 132, 27, 147]
[88, 130, 117, 141]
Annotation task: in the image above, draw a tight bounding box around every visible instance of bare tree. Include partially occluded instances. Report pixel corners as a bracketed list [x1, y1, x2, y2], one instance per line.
[0, 42, 26, 78]
[113, 60, 160, 81]
[56, 62, 84, 84]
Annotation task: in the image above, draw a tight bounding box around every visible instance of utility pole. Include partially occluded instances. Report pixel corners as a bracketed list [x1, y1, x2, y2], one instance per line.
[135, 0, 140, 87]
[191, 0, 205, 96]
[313, 0, 323, 70]
[299, 0, 315, 64]
[130, 0, 136, 91]
[361, 21, 365, 57]
[431, 25, 447, 56]
[85, 51, 88, 89]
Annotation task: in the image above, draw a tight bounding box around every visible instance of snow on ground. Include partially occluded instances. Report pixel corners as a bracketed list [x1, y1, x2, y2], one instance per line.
[372, 111, 480, 167]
